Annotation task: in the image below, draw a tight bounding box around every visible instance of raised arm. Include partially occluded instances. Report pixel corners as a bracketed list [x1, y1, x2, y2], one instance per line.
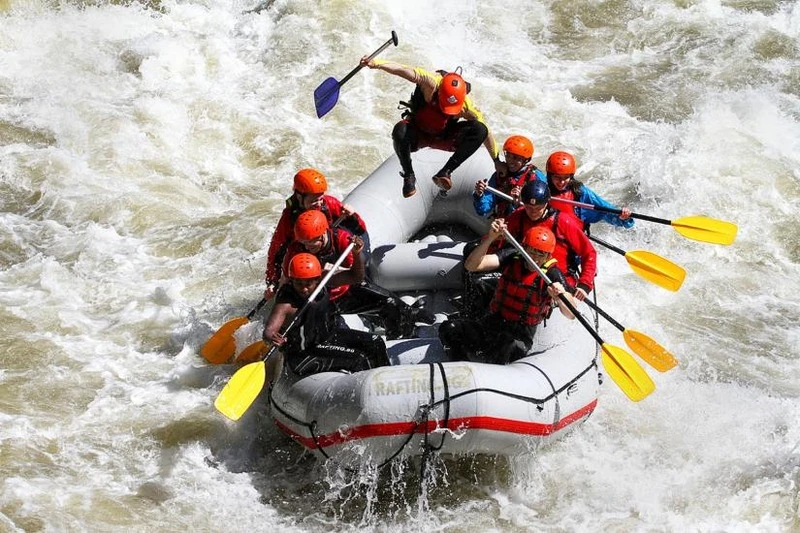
[360, 58, 419, 84]
[464, 219, 505, 272]
[330, 236, 365, 287]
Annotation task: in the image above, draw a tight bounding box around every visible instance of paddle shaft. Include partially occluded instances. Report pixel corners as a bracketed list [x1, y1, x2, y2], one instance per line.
[588, 234, 626, 257]
[331, 213, 347, 228]
[488, 184, 671, 226]
[550, 197, 671, 225]
[260, 241, 356, 362]
[337, 31, 398, 88]
[501, 229, 606, 347]
[581, 298, 625, 333]
[488, 184, 652, 224]
[246, 298, 268, 320]
[485, 185, 516, 204]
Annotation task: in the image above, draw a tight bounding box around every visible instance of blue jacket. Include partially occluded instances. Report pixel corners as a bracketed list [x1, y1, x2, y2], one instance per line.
[535, 174, 635, 229]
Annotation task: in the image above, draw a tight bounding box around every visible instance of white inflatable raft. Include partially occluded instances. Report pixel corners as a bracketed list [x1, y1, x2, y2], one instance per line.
[268, 150, 601, 465]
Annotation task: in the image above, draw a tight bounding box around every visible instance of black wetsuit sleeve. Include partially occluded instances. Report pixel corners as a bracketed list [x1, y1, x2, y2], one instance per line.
[546, 264, 568, 286]
[495, 245, 518, 266]
[275, 284, 303, 307]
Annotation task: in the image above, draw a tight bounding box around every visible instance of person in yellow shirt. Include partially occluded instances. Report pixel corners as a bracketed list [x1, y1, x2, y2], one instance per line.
[360, 57, 502, 198]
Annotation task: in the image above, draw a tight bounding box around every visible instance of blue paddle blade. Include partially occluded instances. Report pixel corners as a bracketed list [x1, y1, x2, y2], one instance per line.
[314, 77, 341, 118]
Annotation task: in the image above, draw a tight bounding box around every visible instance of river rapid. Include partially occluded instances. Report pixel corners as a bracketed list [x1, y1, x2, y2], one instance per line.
[1, 0, 799, 531]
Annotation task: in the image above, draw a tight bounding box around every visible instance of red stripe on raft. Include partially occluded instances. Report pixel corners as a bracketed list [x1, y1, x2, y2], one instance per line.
[274, 399, 597, 450]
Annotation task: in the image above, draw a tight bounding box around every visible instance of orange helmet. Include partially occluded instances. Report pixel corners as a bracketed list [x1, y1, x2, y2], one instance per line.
[294, 210, 328, 241]
[503, 135, 534, 159]
[546, 151, 576, 175]
[523, 226, 556, 254]
[288, 253, 322, 279]
[438, 72, 467, 115]
[293, 168, 327, 194]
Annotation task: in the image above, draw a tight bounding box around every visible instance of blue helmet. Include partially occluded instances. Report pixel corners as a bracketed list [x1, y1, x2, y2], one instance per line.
[520, 181, 550, 205]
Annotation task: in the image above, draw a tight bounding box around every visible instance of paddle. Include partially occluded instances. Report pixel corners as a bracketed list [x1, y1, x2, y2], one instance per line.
[235, 339, 269, 364]
[484, 185, 686, 292]
[200, 299, 268, 364]
[550, 197, 737, 245]
[502, 229, 655, 402]
[581, 299, 677, 372]
[214, 242, 356, 421]
[588, 235, 686, 292]
[314, 31, 399, 118]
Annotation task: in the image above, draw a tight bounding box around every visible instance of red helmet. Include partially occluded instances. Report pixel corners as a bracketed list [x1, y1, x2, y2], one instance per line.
[546, 151, 576, 175]
[294, 210, 328, 241]
[438, 72, 467, 115]
[503, 135, 534, 159]
[293, 168, 327, 194]
[523, 226, 556, 254]
[288, 253, 322, 279]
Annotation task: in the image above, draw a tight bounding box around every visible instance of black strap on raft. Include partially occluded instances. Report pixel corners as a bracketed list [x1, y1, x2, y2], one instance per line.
[418, 362, 451, 493]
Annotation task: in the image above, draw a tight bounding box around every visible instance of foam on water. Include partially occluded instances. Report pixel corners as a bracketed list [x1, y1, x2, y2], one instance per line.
[1, 0, 799, 531]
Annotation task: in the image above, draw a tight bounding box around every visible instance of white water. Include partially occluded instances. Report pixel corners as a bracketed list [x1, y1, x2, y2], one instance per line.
[1, 0, 799, 531]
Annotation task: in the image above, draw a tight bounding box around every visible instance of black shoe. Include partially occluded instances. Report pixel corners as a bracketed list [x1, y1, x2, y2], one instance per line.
[410, 307, 436, 325]
[384, 325, 402, 340]
[401, 172, 416, 198]
[431, 169, 452, 191]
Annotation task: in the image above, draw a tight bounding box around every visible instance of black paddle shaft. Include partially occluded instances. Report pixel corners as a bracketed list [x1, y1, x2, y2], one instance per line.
[588, 235, 626, 256]
[338, 31, 398, 87]
[246, 298, 268, 320]
[549, 197, 673, 225]
[582, 299, 625, 333]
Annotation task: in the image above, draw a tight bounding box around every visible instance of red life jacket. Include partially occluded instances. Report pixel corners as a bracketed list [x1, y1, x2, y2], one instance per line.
[489, 257, 558, 325]
[282, 227, 355, 301]
[312, 227, 355, 302]
[491, 165, 541, 219]
[412, 98, 455, 136]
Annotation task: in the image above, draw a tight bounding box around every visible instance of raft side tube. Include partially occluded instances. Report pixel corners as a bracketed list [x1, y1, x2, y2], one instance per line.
[345, 150, 492, 248]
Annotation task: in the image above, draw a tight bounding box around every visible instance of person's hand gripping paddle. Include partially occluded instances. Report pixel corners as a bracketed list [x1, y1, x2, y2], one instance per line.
[314, 31, 398, 118]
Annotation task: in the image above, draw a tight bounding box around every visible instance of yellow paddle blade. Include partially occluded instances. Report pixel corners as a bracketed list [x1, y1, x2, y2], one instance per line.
[200, 316, 249, 364]
[214, 361, 267, 421]
[623, 329, 678, 373]
[672, 216, 737, 246]
[236, 340, 269, 364]
[600, 343, 655, 402]
[625, 250, 686, 292]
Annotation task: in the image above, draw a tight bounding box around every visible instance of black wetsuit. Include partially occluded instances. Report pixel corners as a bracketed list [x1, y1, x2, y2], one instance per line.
[276, 284, 389, 377]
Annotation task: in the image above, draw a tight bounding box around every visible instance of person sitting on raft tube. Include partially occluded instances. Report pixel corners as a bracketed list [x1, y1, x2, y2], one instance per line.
[282, 210, 435, 339]
[439, 221, 576, 365]
[265, 167, 368, 300]
[264, 248, 390, 377]
[539, 151, 633, 230]
[504, 180, 597, 302]
[473, 135, 545, 220]
[359, 57, 501, 198]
